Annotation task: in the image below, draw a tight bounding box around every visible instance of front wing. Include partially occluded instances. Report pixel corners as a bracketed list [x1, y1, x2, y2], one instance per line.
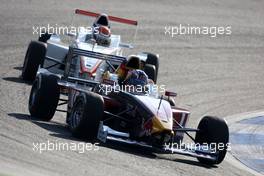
[97, 122, 218, 162]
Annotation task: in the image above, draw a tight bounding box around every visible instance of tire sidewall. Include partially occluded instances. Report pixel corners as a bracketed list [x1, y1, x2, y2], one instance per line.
[28, 74, 60, 121]
[69, 92, 104, 140]
[22, 41, 46, 81]
[195, 116, 229, 164]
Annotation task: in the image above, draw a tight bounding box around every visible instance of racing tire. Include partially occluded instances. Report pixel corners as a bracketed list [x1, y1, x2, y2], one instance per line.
[144, 52, 159, 80]
[144, 64, 157, 83]
[22, 41, 46, 81]
[38, 32, 52, 43]
[195, 116, 229, 165]
[69, 92, 104, 140]
[28, 74, 60, 121]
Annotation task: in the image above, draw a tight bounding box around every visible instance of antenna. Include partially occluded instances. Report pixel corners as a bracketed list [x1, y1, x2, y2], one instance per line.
[157, 95, 163, 115]
[133, 24, 138, 44]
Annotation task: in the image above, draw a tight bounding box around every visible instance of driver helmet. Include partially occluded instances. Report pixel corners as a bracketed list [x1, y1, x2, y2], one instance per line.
[93, 26, 111, 46]
[125, 55, 140, 70]
[124, 55, 148, 86]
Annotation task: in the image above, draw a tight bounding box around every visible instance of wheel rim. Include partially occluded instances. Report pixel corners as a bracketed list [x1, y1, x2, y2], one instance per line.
[70, 101, 84, 129]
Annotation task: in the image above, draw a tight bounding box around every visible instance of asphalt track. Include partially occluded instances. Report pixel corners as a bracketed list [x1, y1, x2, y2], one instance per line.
[0, 0, 264, 176]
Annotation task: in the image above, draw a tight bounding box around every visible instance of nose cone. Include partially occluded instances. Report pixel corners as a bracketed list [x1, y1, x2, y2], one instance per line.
[135, 95, 173, 132]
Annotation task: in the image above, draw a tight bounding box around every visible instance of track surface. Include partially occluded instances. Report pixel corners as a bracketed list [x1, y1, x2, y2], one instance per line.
[1, 0, 264, 175]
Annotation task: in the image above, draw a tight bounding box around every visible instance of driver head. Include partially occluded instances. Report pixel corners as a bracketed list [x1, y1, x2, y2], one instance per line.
[126, 55, 140, 70]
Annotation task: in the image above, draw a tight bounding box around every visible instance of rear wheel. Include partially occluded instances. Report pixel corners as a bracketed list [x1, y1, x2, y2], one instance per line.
[195, 116, 229, 165]
[38, 32, 52, 43]
[69, 92, 104, 140]
[144, 52, 159, 80]
[29, 74, 60, 121]
[22, 41, 46, 81]
[144, 64, 157, 83]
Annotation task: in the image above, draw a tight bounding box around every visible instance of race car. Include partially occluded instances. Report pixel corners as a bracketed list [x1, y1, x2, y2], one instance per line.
[21, 9, 159, 83]
[28, 44, 229, 165]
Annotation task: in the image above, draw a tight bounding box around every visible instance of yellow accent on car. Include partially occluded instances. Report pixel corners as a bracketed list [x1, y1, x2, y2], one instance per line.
[151, 116, 173, 134]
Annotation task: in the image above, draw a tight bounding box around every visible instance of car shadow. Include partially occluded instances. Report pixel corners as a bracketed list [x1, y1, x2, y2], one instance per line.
[2, 76, 32, 85]
[8, 113, 218, 168]
[100, 141, 217, 168]
[99, 140, 157, 159]
[8, 113, 77, 141]
[13, 66, 23, 71]
[2, 65, 32, 84]
[156, 155, 217, 169]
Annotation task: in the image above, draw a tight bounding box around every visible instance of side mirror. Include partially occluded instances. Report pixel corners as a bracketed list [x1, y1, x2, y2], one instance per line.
[119, 43, 134, 49]
[165, 91, 177, 97]
[66, 32, 77, 37]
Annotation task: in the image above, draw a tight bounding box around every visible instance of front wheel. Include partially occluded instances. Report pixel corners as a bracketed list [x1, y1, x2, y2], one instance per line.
[69, 92, 104, 140]
[29, 74, 60, 121]
[195, 116, 229, 165]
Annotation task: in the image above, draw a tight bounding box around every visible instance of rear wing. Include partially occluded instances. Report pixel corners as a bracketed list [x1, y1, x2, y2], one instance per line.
[64, 46, 126, 79]
[75, 9, 138, 26]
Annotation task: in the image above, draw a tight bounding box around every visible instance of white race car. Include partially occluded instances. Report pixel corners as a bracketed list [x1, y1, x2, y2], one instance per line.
[21, 9, 159, 83]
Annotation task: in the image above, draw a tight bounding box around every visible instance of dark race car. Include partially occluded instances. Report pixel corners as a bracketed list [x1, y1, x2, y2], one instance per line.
[28, 44, 229, 165]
